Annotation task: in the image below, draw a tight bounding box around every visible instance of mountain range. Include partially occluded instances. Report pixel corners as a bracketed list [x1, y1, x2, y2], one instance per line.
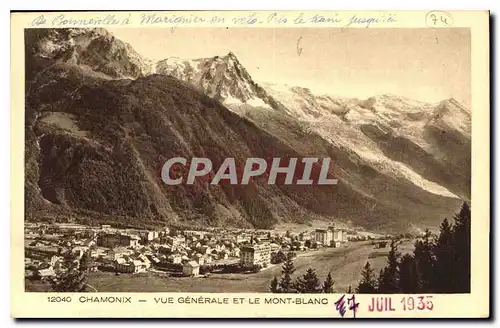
[24, 28, 471, 233]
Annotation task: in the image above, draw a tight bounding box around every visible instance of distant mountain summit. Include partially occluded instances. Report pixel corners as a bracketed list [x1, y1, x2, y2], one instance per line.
[152, 45, 471, 229]
[155, 52, 283, 112]
[260, 84, 471, 201]
[26, 28, 154, 79]
[24, 27, 471, 233]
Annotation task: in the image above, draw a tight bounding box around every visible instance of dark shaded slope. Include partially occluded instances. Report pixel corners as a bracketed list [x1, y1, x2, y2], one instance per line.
[26, 62, 457, 232]
[24, 28, 467, 233]
[243, 108, 464, 232]
[360, 123, 470, 200]
[25, 62, 339, 229]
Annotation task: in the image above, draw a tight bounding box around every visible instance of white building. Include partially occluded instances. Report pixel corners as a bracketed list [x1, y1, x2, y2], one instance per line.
[115, 257, 150, 274]
[314, 229, 333, 246]
[169, 254, 182, 264]
[192, 253, 205, 265]
[183, 261, 200, 277]
[334, 229, 347, 243]
[240, 244, 271, 267]
[230, 247, 240, 258]
[141, 230, 159, 243]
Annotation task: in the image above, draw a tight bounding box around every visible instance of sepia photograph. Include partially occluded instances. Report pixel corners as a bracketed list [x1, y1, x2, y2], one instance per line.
[22, 25, 474, 296]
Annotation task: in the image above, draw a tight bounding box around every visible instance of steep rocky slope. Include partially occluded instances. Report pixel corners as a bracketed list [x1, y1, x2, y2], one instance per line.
[155, 53, 286, 113]
[24, 28, 470, 232]
[154, 54, 470, 202]
[24, 29, 341, 230]
[260, 85, 471, 200]
[25, 28, 153, 80]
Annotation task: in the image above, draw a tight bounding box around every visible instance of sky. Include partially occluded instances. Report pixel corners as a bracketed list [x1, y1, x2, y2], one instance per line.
[108, 27, 471, 107]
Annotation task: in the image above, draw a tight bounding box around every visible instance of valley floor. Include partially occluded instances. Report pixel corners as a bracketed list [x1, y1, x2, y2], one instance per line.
[82, 240, 413, 293]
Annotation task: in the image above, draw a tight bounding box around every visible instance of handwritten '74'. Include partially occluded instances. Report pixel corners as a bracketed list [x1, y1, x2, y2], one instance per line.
[334, 294, 359, 318]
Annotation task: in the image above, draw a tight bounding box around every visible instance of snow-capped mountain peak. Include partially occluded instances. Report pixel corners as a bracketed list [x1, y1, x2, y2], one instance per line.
[427, 98, 472, 137]
[27, 28, 154, 79]
[155, 52, 273, 109]
[25, 27, 472, 233]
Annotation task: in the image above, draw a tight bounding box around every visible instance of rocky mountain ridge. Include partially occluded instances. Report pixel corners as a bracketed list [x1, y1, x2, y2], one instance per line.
[24, 28, 470, 233]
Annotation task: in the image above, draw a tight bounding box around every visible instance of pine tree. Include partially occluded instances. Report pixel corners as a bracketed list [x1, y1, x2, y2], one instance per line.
[295, 268, 322, 293]
[433, 218, 455, 292]
[413, 229, 436, 292]
[50, 269, 88, 292]
[356, 261, 377, 293]
[271, 250, 287, 264]
[399, 254, 420, 293]
[376, 269, 384, 291]
[377, 239, 400, 293]
[79, 250, 94, 272]
[269, 276, 280, 293]
[322, 272, 335, 293]
[278, 253, 296, 293]
[452, 202, 471, 293]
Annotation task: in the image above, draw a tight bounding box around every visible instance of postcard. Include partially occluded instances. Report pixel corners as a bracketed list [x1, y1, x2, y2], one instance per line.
[11, 10, 490, 318]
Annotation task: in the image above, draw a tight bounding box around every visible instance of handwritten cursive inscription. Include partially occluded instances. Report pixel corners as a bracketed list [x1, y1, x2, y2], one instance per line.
[232, 13, 262, 25]
[267, 12, 288, 24]
[31, 15, 47, 27]
[30, 12, 400, 29]
[141, 13, 207, 25]
[294, 13, 342, 24]
[425, 11, 454, 27]
[334, 294, 360, 318]
[31, 14, 131, 27]
[344, 14, 397, 28]
[54, 14, 130, 26]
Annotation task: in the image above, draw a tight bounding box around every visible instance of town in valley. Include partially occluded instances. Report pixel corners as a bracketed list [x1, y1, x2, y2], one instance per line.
[24, 220, 398, 292]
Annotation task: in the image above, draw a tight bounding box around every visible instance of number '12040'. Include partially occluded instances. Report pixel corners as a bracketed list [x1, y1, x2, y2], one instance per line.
[400, 296, 433, 311]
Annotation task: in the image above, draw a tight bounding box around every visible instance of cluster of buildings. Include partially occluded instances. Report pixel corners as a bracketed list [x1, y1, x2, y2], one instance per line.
[24, 221, 349, 280]
[239, 243, 275, 268]
[237, 223, 348, 269]
[312, 224, 347, 248]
